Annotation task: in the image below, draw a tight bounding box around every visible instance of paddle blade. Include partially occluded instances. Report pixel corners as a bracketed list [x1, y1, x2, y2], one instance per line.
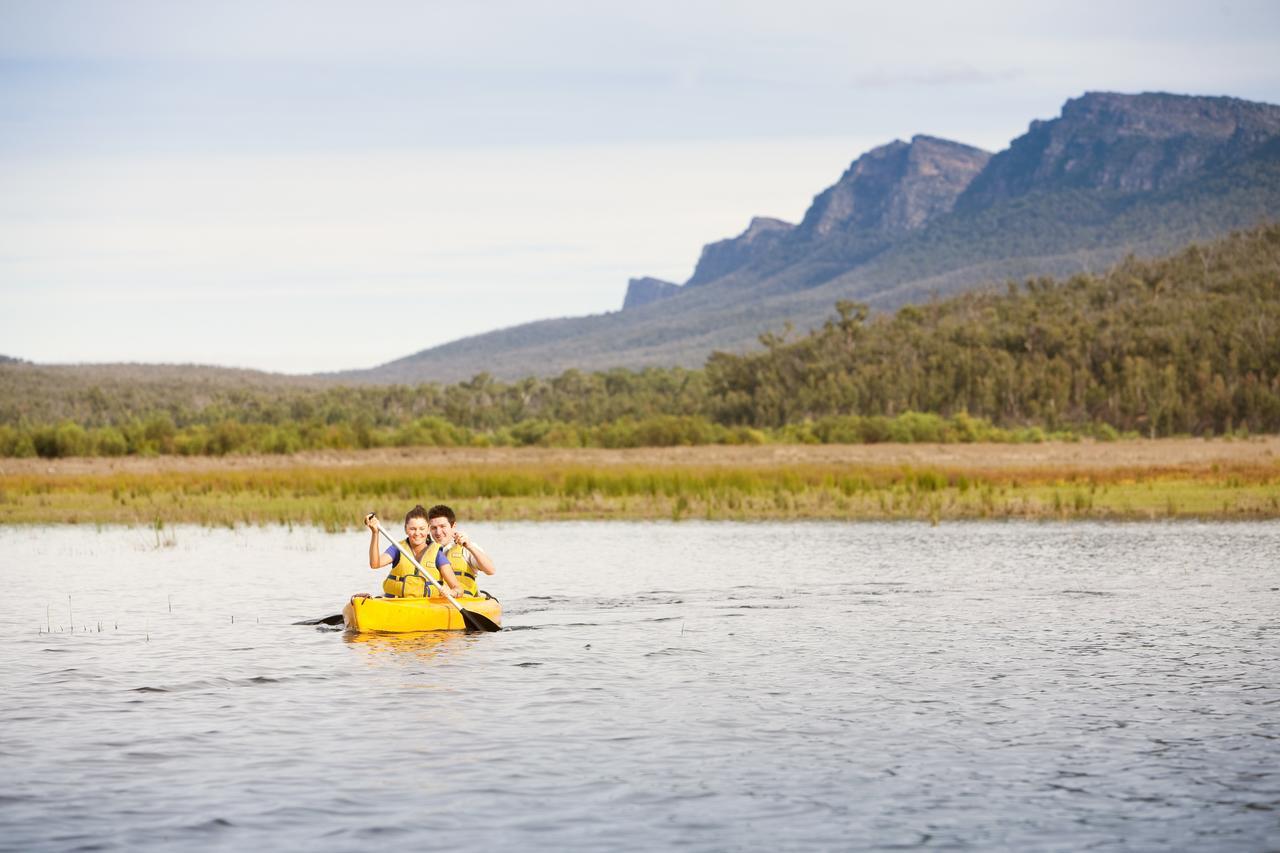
[460, 607, 502, 632]
[295, 613, 344, 626]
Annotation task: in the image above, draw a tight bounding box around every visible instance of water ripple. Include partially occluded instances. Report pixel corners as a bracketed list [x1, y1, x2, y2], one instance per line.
[0, 520, 1277, 852]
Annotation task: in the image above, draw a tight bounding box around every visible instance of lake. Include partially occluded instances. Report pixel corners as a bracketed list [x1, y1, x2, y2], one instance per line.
[1, 521, 1277, 851]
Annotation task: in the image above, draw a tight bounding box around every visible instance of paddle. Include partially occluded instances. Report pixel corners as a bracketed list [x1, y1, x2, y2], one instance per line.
[370, 518, 502, 632]
[295, 612, 345, 626]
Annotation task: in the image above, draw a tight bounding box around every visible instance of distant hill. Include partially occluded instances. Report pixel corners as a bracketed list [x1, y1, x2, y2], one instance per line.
[4, 224, 1278, 456]
[340, 91, 1280, 383]
[0, 363, 324, 427]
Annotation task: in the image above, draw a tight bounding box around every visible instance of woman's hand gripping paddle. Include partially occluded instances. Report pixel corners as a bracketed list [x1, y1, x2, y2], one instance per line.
[371, 518, 501, 632]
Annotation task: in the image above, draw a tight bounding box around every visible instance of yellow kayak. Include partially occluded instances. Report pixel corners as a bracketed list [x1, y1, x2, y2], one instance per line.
[342, 594, 503, 633]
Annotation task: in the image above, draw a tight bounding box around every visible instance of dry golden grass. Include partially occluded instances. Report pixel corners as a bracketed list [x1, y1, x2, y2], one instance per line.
[3, 436, 1278, 476]
[1, 439, 1277, 526]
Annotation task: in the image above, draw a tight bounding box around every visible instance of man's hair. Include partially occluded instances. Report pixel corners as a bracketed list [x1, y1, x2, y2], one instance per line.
[404, 504, 429, 526]
[427, 504, 456, 525]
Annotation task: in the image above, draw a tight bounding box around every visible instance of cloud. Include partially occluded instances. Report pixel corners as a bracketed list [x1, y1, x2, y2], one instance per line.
[850, 64, 1026, 89]
[2, 0, 1279, 369]
[4, 1, 1278, 156]
[0, 139, 864, 370]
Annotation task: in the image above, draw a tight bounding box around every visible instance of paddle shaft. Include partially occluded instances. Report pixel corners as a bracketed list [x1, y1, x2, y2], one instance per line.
[373, 520, 500, 631]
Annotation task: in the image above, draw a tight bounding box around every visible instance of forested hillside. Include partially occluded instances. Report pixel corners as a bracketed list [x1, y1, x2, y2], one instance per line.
[707, 224, 1280, 437]
[2, 225, 1277, 457]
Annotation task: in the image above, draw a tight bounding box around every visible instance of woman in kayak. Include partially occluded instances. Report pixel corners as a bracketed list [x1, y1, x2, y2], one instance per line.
[365, 505, 464, 598]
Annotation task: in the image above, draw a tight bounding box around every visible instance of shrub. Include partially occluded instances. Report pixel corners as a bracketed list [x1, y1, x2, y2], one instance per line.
[93, 427, 129, 456]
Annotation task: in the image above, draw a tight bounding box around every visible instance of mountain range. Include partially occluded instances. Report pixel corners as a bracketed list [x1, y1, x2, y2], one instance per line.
[338, 91, 1280, 383]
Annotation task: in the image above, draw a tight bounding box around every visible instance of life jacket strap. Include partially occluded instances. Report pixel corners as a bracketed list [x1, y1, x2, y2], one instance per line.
[385, 567, 439, 597]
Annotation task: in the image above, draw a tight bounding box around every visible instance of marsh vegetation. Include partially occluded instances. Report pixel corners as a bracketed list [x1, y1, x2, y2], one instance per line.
[3, 441, 1276, 526]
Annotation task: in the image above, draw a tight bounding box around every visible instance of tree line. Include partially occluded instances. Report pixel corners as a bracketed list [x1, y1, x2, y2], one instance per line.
[2, 224, 1277, 457]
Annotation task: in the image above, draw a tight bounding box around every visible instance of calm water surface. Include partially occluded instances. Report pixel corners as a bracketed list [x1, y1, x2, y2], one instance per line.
[0, 521, 1277, 851]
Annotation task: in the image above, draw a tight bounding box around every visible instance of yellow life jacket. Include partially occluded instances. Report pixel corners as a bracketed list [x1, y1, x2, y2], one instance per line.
[425, 540, 478, 596]
[382, 538, 442, 598]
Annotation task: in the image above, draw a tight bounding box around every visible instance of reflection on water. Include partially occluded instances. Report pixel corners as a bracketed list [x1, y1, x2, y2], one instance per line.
[342, 629, 479, 662]
[0, 520, 1278, 851]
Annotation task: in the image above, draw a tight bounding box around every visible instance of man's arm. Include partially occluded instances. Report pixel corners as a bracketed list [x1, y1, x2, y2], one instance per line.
[465, 544, 496, 576]
[455, 530, 495, 575]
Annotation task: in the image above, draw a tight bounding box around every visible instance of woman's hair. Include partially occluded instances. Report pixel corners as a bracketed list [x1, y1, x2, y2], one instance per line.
[404, 504, 429, 526]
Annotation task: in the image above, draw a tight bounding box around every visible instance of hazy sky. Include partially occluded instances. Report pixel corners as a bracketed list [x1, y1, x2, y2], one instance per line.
[3, 0, 1278, 373]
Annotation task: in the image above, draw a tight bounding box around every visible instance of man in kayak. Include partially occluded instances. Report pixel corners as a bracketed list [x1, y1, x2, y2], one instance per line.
[365, 505, 464, 598]
[424, 504, 496, 597]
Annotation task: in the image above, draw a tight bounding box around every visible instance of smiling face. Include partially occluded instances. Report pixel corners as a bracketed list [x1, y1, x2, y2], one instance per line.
[404, 517, 430, 550]
[428, 515, 455, 545]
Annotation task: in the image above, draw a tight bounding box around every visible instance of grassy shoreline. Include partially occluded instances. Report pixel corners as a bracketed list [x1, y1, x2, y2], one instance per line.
[2, 440, 1277, 526]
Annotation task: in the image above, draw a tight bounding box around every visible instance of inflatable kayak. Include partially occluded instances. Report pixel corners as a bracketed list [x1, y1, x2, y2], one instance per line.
[342, 594, 503, 633]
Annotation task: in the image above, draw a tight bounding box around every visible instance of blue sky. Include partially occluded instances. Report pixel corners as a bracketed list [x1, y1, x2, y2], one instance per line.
[2, 0, 1278, 372]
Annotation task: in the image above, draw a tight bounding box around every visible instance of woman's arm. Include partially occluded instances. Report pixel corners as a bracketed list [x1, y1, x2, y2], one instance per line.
[436, 559, 464, 597]
[365, 514, 393, 569]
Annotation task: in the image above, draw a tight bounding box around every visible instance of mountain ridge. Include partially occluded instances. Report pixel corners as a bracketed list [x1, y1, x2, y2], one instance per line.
[333, 92, 1278, 382]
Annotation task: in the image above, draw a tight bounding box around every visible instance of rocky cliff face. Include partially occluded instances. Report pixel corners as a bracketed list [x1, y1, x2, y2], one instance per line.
[959, 91, 1280, 208]
[624, 94, 1280, 310]
[624, 134, 990, 309]
[795, 135, 991, 240]
[685, 217, 794, 287]
[621, 276, 681, 310]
